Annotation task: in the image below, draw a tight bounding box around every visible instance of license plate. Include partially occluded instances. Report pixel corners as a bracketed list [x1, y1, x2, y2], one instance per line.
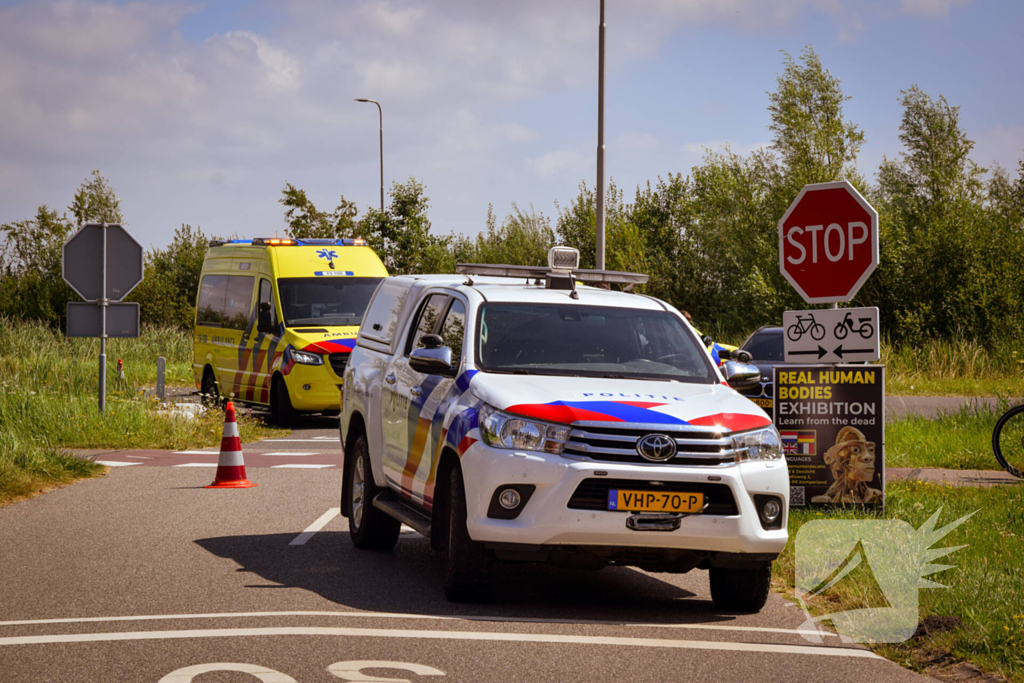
[750, 397, 773, 409]
[607, 490, 704, 513]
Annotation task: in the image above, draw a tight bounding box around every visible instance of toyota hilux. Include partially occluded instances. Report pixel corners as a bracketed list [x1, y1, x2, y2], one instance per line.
[339, 248, 789, 610]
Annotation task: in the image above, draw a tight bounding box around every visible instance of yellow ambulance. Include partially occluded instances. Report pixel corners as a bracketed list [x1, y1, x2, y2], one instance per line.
[193, 237, 387, 426]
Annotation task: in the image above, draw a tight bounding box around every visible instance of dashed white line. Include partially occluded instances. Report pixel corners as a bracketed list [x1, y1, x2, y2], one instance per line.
[95, 461, 141, 467]
[289, 508, 341, 545]
[272, 464, 335, 469]
[0, 626, 872, 657]
[173, 451, 219, 455]
[260, 452, 318, 456]
[173, 463, 219, 468]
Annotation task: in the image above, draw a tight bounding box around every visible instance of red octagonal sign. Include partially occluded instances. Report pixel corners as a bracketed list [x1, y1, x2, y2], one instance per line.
[778, 180, 878, 304]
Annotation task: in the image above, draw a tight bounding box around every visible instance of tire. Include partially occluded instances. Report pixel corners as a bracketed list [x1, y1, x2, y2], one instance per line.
[273, 377, 298, 428]
[992, 405, 1024, 478]
[833, 323, 849, 340]
[709, 565, 772, 612]
[810, 323, 826, 341]
[345, 434, 401, 550]
[443, 465, 495, 602]
[201, 368, 221, 408]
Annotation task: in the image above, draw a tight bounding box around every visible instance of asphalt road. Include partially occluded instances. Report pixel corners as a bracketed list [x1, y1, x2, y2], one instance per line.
[0, 461, 931, 683]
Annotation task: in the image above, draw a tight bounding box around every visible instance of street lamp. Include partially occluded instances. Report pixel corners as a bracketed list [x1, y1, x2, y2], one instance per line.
[355, 98, 384, 212]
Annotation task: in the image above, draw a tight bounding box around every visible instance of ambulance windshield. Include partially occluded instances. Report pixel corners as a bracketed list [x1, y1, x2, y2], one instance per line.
[278, 277, 383, 327]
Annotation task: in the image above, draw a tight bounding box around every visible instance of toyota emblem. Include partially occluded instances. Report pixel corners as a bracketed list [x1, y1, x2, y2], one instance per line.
[636, 433, 677, 462]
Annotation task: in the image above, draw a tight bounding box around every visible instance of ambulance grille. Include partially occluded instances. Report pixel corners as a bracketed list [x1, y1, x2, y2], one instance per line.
[567, 479, 738, 515]
[328, 353, 349, 377]
[563, 424, 737, 466]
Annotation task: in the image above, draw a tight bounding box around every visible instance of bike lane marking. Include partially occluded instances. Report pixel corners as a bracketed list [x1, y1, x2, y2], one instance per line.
[289, 508, 341, 545]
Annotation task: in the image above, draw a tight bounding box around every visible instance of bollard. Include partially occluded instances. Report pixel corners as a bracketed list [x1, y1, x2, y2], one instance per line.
[117, 358, 125, 381]
[156, 356, 166, 401]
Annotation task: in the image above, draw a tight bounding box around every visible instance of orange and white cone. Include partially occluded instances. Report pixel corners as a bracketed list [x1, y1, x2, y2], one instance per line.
[206, 401, 257, 489]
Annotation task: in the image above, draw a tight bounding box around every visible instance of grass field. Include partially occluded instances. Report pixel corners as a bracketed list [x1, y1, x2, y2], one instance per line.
[0, 318, 284, 505]
[773, 480, 1024, 682]
[887, 403, 1006, 471]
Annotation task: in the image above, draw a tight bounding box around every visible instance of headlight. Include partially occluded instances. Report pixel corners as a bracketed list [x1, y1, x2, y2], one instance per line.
[732, 426, 784, 461]
[291, 349, 324, 366]
[479, 404, 570, 454]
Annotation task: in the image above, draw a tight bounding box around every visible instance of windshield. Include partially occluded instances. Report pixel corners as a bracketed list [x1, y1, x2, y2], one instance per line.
[278, 277, 383, 327]
[476, 303, 717, 383]
[742, 331, 784, 362]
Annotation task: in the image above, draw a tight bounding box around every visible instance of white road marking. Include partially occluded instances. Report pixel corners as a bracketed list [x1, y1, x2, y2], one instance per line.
[260, 439, 340, 443]
[125, 456, 151, 460]
[159, 662, 297, 683]
[173, 451, 219, 455]
[173, 463, 219, 468]
[95, 461, 141, 467]
[272, 464, 335, 469]
[261, 452, 317, 456]
[0, 610, 837, 638]
[0, 626, 873, 657]
[289, 508, 341, 545]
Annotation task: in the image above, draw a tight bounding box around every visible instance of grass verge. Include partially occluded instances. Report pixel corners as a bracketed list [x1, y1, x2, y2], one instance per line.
[773, 480, 1024, 682]
[0, 432, 105, 507]
[883, 336, 1024, 397]
[887, 403, 1009, 470]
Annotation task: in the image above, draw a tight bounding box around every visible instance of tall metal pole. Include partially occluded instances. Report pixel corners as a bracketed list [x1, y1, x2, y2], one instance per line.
[596, 0, 606, 270]
[356, 99, 384, 212]
[99, 223, 108, 414]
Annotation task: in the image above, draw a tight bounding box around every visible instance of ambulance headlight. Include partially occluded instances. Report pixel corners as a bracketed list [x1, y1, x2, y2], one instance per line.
[480, 404, 570, 454]
[733, 426, 783, 461]
[291, 350, 324, 366]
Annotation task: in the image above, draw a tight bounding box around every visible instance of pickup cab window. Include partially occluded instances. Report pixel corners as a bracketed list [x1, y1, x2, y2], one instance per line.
[476, 303, 716, 383]
[406, 293, 449, 355]
[439, 298, 466, 363]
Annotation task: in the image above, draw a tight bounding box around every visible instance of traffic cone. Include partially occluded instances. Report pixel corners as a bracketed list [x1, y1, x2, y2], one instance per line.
[206, 401, 257, 489]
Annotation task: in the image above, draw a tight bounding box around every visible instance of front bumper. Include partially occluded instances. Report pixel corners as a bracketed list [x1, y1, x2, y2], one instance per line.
[282, 363, 343, 412]
[460, 443, 789, 555]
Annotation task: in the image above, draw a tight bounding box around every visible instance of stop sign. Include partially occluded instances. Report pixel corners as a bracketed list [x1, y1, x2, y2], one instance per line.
[778, 180, 878, 304]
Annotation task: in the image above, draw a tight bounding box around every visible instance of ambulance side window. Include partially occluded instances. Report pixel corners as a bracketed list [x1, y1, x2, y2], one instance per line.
[259, 279, 276, 326]
[223, 276, 255, 330]
[196, 275, 229, 326]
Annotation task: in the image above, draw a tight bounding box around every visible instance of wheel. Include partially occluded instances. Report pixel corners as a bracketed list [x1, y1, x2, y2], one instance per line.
[992, 405, 1024, 478]
[810, 323, 826, 341]
[709, 565, 771, 612]
[273, 377, 298, 428]
[833, 323, 848, 340]
[345, 434, 400, 549]
[858, 322, 874, 339]
[443, 465, 495, 602]
[201, 368, 221, 408]
[786, 324, 802, 342]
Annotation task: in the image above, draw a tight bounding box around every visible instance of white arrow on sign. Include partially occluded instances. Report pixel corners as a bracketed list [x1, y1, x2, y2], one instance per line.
[783, 307, 879, 364]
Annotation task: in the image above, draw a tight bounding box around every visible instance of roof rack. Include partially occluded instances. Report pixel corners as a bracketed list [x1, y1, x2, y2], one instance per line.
[454, 247, 648, 298]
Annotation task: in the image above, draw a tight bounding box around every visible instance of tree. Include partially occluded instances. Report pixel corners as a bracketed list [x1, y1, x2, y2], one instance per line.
[767, 47, 865, 189]
[279, 183, 358, 239]
[360, 179, 435, 274]
[128, 225, 210, 328]
[0, 206, 75, 324]
[68, 170, 124, 227]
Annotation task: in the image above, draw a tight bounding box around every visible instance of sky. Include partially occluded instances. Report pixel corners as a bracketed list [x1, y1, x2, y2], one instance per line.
[0, 0, 1021, 250]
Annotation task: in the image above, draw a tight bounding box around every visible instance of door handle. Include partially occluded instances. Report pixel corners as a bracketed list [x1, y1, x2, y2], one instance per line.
[384, 374, 397, 385]
[409, 387, 422, 397]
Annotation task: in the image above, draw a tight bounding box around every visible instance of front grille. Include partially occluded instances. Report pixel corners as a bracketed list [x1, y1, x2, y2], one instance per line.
[328, 353, 349, 377]
[568, 478, 738, 515]
[739, 379, 773, 398]
[563, 424, 736, 466]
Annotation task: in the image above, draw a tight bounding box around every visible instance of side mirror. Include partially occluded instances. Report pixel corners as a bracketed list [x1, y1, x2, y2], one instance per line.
[736, 349, 753, 364]
[722, 361, 760, 390]
[409, 344, 456, 377]
[717, 349, 733, 361]
[701, 335, 713, 347]
[257, 302, 275, 334]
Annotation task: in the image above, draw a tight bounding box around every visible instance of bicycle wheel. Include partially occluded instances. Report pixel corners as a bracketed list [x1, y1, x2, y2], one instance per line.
[787, 324, 803, 342]
[811, 324, 826, 341]
[992, 405, 1024, 478]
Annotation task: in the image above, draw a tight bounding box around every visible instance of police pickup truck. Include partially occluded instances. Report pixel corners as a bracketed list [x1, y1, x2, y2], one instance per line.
[339, 247, 788, 610]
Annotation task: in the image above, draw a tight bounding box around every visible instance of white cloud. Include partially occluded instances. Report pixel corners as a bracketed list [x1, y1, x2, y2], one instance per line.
[898, 0, 973, 18]
[527, 150, 591, 180]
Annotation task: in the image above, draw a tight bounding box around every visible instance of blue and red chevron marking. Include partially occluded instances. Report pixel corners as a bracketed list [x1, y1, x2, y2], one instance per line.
[303, 338, 356, 354]
[504, 400, 770, 432]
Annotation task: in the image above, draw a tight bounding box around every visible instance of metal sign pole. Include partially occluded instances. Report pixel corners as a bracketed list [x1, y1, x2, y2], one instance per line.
[99, 223, 108, 414]
[595, 0, 606, 271]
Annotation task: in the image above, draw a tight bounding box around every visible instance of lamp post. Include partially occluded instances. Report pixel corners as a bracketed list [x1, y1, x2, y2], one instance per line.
[595, 0, 606, 270]
[355, 98, 384, 212]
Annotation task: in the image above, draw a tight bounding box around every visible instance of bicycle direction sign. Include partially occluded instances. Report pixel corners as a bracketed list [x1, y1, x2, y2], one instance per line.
[783, 307, 880, 363]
